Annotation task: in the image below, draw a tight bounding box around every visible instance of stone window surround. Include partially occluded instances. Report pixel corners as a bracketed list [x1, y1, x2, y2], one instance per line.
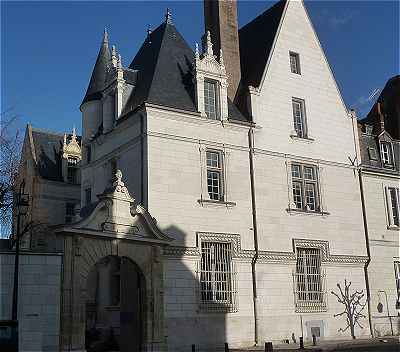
[198, 144, 236, 208]
[285, 159, 329, 216]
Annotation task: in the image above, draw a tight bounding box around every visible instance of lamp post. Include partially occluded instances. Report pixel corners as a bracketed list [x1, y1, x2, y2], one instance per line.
[11, 179, 29, 322]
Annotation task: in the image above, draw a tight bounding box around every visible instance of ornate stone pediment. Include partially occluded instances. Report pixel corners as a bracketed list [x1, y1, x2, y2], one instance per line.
[58, 170, 173, 244]
[62, 127, 81, 160]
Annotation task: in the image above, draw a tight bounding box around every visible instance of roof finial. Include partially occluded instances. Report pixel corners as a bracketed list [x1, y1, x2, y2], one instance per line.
[117, 54, 122, 69]
[195, 43, 200, 60]
[219, 48, 224, 66]
[205, 30, 213, 57]
[103, 27, 109, 45]
[63, 133, 67, 147]
[72, 126, 77, 142]
[147, 24, 152, 43]
[165, 8, 173, 25]
[111, 45, 118, 67]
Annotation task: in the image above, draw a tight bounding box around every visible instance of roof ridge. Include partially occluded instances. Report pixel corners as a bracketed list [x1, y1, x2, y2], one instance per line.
[31, 127, 81, 137]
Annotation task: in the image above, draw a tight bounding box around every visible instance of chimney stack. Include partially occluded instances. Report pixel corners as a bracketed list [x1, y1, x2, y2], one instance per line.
[204, 0, 241, 102]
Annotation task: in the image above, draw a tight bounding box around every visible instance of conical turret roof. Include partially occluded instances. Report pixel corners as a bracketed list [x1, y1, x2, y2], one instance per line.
[81, 29, 112, 106]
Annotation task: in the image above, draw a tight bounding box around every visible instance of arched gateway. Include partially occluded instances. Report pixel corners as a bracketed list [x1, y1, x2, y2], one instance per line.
[55, 171, 173, 352]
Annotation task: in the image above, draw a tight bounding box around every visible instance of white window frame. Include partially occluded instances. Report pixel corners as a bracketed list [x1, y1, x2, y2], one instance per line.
[386, 187, 400, 228]
[204, 79, 220, 120]
[290, 163, 320, 212]
[293, 247, 326, 313]
[205, 149, 224, 202]
[289, 51, 301, 74]
[196, 233, 238, 313]
[292, 98, 307, 138]
[380, 141, 394, 167]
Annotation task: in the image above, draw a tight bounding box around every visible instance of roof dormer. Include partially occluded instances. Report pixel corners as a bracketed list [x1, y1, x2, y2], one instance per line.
[193, 31, 229, 121]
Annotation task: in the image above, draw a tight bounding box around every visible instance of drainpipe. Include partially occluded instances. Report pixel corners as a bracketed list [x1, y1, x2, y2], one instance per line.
[358, 168, 374, 338]
[248, 127, 259, 346]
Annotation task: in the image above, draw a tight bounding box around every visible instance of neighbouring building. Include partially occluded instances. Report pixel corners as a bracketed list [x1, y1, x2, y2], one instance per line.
[15, 124, 81, 250]
[357, 75, 400, 337]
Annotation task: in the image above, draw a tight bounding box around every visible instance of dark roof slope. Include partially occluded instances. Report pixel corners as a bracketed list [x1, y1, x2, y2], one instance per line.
[82, 31, 112, 106]
[359, 75, 400, 140]
[31, 128, 81, 182]
[122, 21, 247, 121]
[238, 0, 286, 88]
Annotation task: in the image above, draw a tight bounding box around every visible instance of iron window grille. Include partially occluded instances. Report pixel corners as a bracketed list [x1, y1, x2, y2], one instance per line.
[386, 187, 400, 227]
[197, 241, 238, 312]
[293, 247, 326, 313]
[289, 52, 301, 74]
[380, 141, 394, 167]
[291, 163, 320, 211]
[204, 80, 219, 120]
[292, 98, 307, 138]
[206, 150, 224, 201]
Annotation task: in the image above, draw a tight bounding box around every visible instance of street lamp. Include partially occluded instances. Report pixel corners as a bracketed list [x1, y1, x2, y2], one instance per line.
[11, 179, 29, 323]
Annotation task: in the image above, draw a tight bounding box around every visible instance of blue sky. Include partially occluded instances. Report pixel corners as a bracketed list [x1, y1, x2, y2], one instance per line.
[1, 1, 399, 135]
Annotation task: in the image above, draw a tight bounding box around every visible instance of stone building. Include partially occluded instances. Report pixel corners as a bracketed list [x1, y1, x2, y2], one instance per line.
[16, 124, 81, 250]
[357, 75, 400, 337]
[60, 1, 371, 351]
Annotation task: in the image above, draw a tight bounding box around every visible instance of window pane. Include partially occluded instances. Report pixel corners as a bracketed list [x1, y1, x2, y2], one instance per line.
[305, 183, 317, 211]
[291, 164, 301, 178]
[304, 166, 315, 180]
[206, 151, 220, 168]
[292, 100, 305, 138]
[292, 181, 303, 209]
[290, 52, 300, 74]
[389, 188, 399, 226]
[207, 170, 221, 200]
[204, 81, 217, 119]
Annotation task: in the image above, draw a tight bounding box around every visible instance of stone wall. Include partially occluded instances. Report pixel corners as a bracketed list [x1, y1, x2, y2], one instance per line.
[0, 252, 62, 352]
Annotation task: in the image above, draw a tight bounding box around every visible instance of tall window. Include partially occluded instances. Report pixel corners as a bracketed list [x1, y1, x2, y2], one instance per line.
[292, 98, 307, 138]
[65, 203, 75, 224]
[204, 80, 218, 119]
[294, 248, 325, 311]
[290, 52, 301, 74]
[206, 150, 224, 201]
[394, 262, 400, 300]
[291, 163, 319, 211]
[85, 188, 91, 205]
[86, 146, 92, 164]
[200, 241, 235, 310]
[380, 141, 394, 167]
[67, 157, 79, 184]
[387, 187, 399, 227]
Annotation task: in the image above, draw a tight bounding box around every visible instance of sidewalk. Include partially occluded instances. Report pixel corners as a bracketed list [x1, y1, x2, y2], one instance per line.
[232, 337, 400, 351]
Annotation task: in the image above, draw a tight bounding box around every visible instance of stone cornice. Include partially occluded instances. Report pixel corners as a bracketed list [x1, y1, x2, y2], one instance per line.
[163, 236, 368, 266]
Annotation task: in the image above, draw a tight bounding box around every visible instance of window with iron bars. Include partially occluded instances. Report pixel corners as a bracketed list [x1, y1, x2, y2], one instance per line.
[291, 163, 320, 211]
[206, 150, 224, 201]
[386, 187, 399, 227]
[394, 262, 400, 301]
[293, 247, 326, 312]
[198, 241, 237, 312]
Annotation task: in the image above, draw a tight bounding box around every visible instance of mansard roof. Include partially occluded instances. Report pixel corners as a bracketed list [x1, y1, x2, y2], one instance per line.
[81, 30, 112, 106]
[30, 127, 81, 182]
[238, 0, 287, 88]
[122, 20, 247, 121]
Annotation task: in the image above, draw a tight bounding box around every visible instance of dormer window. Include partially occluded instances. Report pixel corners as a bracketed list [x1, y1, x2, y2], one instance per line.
[380, 141, 394, 167]
[204, 80, 219, 120]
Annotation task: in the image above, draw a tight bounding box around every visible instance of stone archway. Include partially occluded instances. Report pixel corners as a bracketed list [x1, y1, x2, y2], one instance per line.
[85, 255, 146, 352]
[55, 171, 173, 352]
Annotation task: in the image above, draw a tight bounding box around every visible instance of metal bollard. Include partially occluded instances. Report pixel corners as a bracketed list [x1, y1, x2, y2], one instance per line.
[299, 336, 304, 349]
[224, 342, 229, 352]
[191, 344, 195, 352]
[265, 341, 273, 351]
[312, 335, 317, 346]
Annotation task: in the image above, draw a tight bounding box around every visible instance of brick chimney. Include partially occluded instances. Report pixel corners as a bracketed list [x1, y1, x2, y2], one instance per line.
[204, 0, 241, 102]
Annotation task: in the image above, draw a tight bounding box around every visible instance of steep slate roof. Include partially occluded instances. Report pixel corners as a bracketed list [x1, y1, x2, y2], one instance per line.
[81, 30, 112, 106]
[30, 128, 81, 182]
[359, 75, 400, 140]
[122, 20, 247, 121]
[238, 0, 287, 88]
